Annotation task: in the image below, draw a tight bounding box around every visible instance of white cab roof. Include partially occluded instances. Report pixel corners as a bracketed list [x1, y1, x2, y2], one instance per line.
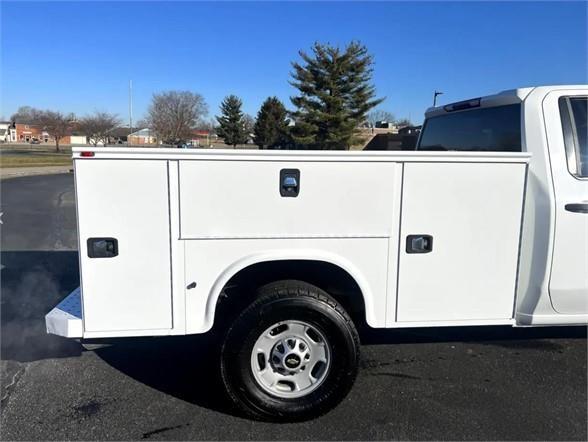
[425, 85, 588, 118]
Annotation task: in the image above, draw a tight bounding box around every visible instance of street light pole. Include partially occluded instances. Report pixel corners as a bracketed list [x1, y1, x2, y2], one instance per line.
[433, 90, 443, 107]
[129, 79, 133, 147]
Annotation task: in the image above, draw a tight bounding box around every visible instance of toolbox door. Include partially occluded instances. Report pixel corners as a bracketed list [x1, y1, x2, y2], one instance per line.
[396, 162, 527, 322]
[76, 159, 172, 332]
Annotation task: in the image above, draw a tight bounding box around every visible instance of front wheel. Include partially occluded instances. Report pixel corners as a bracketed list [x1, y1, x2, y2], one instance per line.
[220, 280, 360, 421]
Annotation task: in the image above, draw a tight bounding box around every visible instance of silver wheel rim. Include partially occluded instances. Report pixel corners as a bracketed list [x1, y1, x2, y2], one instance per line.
[250, 320, 331, 399]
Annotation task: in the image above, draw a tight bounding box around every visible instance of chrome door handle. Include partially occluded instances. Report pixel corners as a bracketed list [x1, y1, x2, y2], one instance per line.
[565, 203, 588, 214]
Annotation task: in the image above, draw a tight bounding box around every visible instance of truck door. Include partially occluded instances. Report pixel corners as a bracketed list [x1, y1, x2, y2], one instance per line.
[75, 159, 173, 332]
[543, 91, 588, 315]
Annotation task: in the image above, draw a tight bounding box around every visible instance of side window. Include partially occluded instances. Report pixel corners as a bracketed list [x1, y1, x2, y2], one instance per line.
[559, 96, 588, 178]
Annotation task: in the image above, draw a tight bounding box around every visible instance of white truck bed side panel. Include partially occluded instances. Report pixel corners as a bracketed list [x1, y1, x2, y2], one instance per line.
[63, 149, 532, 337]
[397, 162, 527, 322]
[178, 161, 399, 239]
[76, 159, 173, 332]
[183, 238, 390, 333]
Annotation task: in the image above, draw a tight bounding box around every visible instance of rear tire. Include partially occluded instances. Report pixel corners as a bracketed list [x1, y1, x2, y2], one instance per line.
[220, 280, 360, 421]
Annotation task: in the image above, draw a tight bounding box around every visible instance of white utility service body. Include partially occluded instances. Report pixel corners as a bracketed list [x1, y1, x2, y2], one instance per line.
[49, 149, 530, 338]
[46, 86, 588, 340]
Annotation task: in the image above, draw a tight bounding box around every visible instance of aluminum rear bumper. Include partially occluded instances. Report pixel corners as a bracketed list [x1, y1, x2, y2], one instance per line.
[45, 287, 83, 338]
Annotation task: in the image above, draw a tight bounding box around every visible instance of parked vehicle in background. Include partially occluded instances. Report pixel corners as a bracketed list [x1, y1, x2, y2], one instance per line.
[46, 85, 587, 421]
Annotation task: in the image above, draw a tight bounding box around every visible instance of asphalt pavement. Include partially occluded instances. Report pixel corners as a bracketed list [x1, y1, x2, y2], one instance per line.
[0, 173, 586, 440]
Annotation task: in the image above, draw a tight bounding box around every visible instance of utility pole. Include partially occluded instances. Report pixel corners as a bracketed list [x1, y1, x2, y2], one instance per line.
[129, 80, 133, 146]
[433, 90, 443, 107]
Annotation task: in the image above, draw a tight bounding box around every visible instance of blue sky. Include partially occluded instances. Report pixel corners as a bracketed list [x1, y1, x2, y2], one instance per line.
[1, 1, 586, 124]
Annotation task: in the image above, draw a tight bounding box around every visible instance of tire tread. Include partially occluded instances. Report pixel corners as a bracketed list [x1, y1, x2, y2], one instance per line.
[220, 279, 360, 421]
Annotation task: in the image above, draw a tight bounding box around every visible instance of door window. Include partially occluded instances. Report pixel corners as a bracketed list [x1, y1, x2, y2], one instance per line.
[559, 96, 588, 178]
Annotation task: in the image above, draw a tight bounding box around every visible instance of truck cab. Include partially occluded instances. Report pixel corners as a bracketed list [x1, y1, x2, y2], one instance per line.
[417, 85, 588, 323]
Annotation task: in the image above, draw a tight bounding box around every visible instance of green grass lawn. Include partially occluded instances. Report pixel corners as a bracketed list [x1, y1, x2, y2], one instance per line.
[0, 153, 72, 168]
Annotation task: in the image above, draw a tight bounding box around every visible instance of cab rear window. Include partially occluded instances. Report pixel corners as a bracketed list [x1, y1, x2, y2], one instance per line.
[418, 104, 522, 152]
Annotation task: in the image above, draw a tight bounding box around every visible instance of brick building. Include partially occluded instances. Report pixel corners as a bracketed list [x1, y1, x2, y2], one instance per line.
[10, 118, 89, 145]
[15, 122, 45, 142]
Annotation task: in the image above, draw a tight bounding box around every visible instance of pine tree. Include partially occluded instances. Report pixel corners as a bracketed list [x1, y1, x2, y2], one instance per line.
[290, 41, 384, 150]
[253, 97, 292, 149]
[216, 95, 248, 147]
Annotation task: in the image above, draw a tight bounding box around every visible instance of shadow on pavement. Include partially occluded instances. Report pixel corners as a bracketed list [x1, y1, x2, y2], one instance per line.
[2, 248, 585, 417]
[92, 322, 587, 418]
[0, 249, 235, 415]
[93, 334, 235, 416]
[1, 251, 84, 362]
[360, 323, 587, 347]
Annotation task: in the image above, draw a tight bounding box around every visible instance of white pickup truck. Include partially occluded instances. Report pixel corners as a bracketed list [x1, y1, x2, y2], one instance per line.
[46, 85, 587, 420]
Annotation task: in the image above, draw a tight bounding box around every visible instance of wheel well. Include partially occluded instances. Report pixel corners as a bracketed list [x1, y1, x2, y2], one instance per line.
[214, 260, 367, 327]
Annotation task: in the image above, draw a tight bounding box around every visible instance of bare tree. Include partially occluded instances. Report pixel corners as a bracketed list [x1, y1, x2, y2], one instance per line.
[195, 118, 218, 134]
[395, 118, 412, 128]
[146, 91, 208, 145]
[134, 118, 149, 130]
[78, 111, 121, 146]
[37, 111, 71, 152]
[10, 106, 44, 123]
[243, 114, 255, 136]
[10, 107, 73, 151]
[367, 109, 396, 127]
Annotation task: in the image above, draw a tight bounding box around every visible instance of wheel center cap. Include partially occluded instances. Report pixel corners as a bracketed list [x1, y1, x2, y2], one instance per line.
[284, 353, 301, 369]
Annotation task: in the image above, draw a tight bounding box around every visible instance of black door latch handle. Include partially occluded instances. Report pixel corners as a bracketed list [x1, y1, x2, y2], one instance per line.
[280, 169, 300, 197]
[87, 238, 118, 258]
[565, 203, 588, 214]
[406, 234, 433, 254]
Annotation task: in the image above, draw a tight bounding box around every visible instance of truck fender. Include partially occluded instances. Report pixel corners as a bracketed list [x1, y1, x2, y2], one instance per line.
[203, 249, 375, 329]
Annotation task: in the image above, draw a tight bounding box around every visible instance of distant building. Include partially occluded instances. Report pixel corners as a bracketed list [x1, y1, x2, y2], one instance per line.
[398, 125, 422, 136]
[107, 127, 135, 144]
[15, 122, 44, 142]
[69, 134, 88, 145]
[0, 122, 15, 142]
[188, 129, 218, 147]
[11, 119, 90, 145]
[374, 121, 399, 133]
[128, 128, 157, 145]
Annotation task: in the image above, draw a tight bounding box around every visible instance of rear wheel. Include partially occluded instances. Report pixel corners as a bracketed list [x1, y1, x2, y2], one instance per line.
[220, 280, 360, 421]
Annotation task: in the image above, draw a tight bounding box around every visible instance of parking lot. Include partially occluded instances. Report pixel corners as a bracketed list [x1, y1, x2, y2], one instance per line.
[1, 173, 586, 441]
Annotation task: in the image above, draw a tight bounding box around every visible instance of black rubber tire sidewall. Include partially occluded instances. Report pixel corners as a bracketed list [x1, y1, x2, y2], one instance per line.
[221, 285, 359, 421]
